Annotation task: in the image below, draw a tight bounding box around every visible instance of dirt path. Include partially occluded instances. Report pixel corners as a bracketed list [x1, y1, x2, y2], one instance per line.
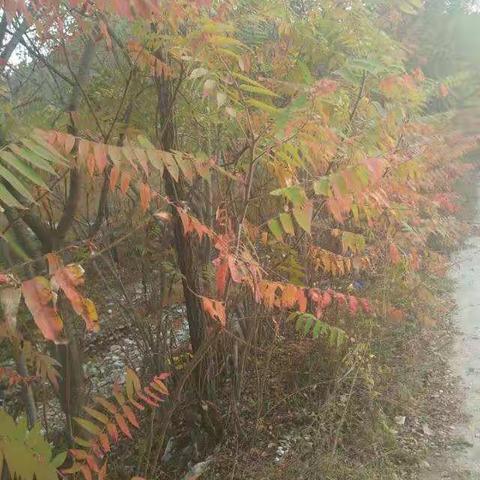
[421, 221, 480, 479]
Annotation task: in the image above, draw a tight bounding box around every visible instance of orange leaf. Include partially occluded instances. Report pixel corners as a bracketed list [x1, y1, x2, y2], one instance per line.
[46, 252, 62, 275]
[52, 265, 99, 332]
[137, 393, 160, 407]
[109, 166, 120, 191]
[115, 413, 132, 439]
[98, 461, 108, 480]
[215, 259, 229, 297]
[227, 255, 243, 283]
[94, 143, 108, 173]
[95, 396, 118, 414]
[152, 377, 169, 395]
[87, 154, 96, 177]
[144, 386, 163, 402]
[439, 83, 449, 97]
[134, 148, 149, 176]
[281, 284, 298, 309]
[122, 405, 139, 428]
[99, 433, 110, 453]
[139, 182, 151, 212]
[22, 277, 63, 342]
[120, 171, 131, 194]
[80, 464, 93, 480]
[297, 289, 307, 313]
[107, 422, 119, 442]
[70, 449, 88, 460]
[201, 297, 226, 327]
[86, 455, 100, 473]
[78, 140, 90, 164]
[64, 134, 76, 154]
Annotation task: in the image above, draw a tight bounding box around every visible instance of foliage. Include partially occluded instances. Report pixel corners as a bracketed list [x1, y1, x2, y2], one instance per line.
[0, 0, 478, 478]
[0, 410, 66, 480]
[64, 368, 169, 480]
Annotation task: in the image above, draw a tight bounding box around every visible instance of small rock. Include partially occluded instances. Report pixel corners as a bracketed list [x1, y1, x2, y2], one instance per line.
[419, 460, 431, 469]
[395, 416, 406, 426]
[423, 424, 434, 436]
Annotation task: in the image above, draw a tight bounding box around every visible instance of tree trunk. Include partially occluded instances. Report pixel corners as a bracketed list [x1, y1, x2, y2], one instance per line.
[156, 76, 207, 354]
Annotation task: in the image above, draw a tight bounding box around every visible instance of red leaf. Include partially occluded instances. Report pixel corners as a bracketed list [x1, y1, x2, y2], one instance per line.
[389, 244, 401, 264]
[137, 392, 160, 407]
[334, 292, 346, 305]
[228, 255, 243, 283]
[215, 259, 229, 297]
[348, 295, 359, 315]
[360, 298, 371, 313]
[321, 291, 332, 308]
[22, 277, 63, 342]
[439, 83, 449, 97]
[412, 67, 425, 82]
[312, 78, 338, 96]
[363, 157, 386, 182]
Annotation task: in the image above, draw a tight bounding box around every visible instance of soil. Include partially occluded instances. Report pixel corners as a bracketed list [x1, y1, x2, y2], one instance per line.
[417, 179, 480, 480]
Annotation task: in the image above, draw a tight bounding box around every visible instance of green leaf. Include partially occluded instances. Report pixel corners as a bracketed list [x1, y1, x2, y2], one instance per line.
[74, 436, 93, 448]
[293, 201, 313, 234]
[50, 451, 67, 468]
[189, 67, 208, 80]
[137, 135, 155, 149]
[303, 315, 314, 335]
[0, 151, 49, 189]
[0, 182, 25, 208]
[246, 98, 280, 115]
[73, 417, 101, 435]
[279, 213, 295, 235]
[23, 136, 67, 166]
[162, 152, 180, 182]
[313, 177, 330, 196]
[83, 406, 110, 425]
[268, 218, 283, 241]
[232, 72, 268, 89]
[0, 163, 34, 202]
[9, 145, 57, 174]
[3, 229, 31, 260]
[270, 185, 306, 207]
[239, 83, 279, 98]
